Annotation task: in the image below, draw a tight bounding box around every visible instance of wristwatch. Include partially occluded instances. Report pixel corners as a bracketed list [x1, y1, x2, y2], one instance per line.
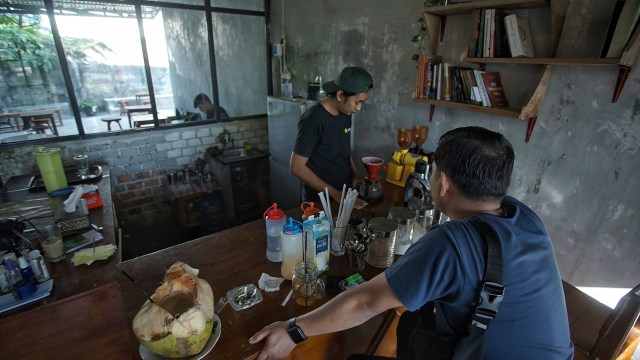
[287, 318, 307, 344]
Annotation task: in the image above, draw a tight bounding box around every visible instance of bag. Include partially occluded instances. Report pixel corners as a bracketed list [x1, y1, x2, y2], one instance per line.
[397, 219, 504, 360]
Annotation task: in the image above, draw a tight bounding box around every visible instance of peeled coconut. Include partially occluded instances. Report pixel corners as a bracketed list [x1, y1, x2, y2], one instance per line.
[133, 261, 215, 358]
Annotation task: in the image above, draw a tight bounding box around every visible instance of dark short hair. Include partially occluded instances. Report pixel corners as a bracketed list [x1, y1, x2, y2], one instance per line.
[325, 90, 358, 98]
[433, 126, 514, 201]
[193, 93, 211, 107]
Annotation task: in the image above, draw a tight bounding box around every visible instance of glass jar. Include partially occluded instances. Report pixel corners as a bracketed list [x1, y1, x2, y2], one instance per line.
[292, 262, 323, 306]
[388, 207, 416, 255]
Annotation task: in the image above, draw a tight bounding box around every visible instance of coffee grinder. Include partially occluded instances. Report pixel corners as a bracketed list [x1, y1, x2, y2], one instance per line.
[359, 156, 384, 203]
[409, 125, 429, 156]
[386, 128, 429, 187]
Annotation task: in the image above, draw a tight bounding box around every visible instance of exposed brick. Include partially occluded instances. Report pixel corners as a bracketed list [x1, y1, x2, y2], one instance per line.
[183, 147, 196, 156]
[196, 128, 210, 137]
[119, 148, 138, 157]
[127, 182, 143, 191]
[182, 130, 196, 140]
[146, 178, 160, 187]
[172, 140, 187, 149]
[157, 142, 172, 151]
[187, 139, 201, 147]
[165, 132, 180, 141]
[117, 174, 134, 183]
[167, 149, 181, 158]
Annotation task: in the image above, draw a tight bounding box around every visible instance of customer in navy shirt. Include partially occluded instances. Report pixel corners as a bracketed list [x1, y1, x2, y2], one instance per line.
[250, 126, 573, 360]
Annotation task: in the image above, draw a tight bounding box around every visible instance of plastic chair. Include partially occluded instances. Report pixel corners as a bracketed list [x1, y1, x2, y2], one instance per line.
[564, 280, 640, 360]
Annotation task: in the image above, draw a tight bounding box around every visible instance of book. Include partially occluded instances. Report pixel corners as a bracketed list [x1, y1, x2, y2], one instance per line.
[483, 9, 494, 57]
[606, 0, 640, 58]
[473, 69, 491, 107]
[468, 9, 482, 58]
[63, 229, 104, 254]
[480, 71, 509, 107]
[494, 11, 510, 57]
[505, 14, 535, 58]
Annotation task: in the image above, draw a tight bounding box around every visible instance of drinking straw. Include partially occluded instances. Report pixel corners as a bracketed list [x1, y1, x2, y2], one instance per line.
[281, 289, 293, 306]
[17, 212, 42, 234]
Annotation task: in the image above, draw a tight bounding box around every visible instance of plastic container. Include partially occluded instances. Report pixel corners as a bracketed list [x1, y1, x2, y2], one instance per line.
[280, 218, 303, 280]
[388, 207, 417, 255]
[263, 203, 286, 262]
[33, 147, 68, 193]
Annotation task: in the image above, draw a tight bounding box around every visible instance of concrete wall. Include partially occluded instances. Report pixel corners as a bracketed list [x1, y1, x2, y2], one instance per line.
[0, 119, 268, 227]
[270, 0, 640, 288]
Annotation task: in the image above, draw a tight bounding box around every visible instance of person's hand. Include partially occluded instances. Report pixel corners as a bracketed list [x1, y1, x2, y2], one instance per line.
[249, 321, 296, 360]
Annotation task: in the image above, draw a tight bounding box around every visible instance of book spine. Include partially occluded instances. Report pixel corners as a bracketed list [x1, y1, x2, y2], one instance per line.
[483, 9, 492, 57]
[477, 9, 486, 58]
[468, 9, 482, 58]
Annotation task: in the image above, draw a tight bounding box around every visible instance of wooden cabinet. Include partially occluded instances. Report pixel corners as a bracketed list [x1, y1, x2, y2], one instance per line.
[417, 0, 640, 142]
[166, 181, 222, 232]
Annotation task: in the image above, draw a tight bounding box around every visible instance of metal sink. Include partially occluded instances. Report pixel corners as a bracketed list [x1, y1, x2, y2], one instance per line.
[214, 148, 267, 164]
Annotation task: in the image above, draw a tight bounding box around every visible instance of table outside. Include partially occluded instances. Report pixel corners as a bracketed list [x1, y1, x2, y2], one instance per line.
[0, 112, 21, 130]
[19, 111, 59, 135]
[135, 92, 150, 104]
[124, 104, 152, 128]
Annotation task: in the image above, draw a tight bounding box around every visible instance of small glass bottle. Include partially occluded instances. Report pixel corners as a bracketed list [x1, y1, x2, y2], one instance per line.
[292, 262, 318, 307]
[18, 255, 35, 282]
[29, 250, 51, 283]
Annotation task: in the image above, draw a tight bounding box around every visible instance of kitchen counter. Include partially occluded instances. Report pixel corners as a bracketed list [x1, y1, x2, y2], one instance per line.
[0, 165, 131, 359]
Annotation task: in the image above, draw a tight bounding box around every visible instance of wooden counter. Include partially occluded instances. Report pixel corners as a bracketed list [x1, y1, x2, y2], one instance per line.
[117, 183, 407, 359]
[0, 165, 120, 317]
[0, 165, 129, 359]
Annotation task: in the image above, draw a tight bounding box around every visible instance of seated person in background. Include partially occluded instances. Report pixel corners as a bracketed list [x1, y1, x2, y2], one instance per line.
[193, 93, 229, 120]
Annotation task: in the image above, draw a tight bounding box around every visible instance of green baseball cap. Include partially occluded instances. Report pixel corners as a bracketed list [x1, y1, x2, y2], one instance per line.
[322, 66, 374, 94]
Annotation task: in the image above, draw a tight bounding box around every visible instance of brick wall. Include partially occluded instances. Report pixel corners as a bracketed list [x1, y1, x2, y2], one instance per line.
[0, 117, 269, 225]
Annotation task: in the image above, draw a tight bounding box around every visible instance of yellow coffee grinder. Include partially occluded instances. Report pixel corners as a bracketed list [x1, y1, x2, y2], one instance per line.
[386, 127, 429, 187]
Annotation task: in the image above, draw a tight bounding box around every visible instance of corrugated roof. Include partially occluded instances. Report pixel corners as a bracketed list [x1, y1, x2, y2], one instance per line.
[0, 1, 159, 18]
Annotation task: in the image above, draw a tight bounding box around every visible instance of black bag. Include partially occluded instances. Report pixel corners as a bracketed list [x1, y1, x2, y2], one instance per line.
[397, 219, 504, 360]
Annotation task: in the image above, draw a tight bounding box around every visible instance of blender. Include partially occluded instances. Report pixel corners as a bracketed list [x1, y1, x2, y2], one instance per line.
[359, 156, 384, 203]
[386, 128, 429, 187]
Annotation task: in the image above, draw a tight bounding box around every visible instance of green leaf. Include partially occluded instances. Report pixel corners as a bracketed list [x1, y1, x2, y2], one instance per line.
[411, 34, 423, 42]
[412, 54, 420, 61]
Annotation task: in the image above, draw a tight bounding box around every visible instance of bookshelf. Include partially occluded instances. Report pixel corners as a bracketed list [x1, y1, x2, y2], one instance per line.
[416, 0, 640, 142]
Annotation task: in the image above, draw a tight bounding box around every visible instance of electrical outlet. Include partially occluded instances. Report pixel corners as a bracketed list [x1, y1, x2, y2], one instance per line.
[272, 43, 283, 57]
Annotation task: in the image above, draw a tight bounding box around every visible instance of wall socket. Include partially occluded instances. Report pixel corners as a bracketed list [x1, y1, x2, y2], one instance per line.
[272, 43, 283, 57]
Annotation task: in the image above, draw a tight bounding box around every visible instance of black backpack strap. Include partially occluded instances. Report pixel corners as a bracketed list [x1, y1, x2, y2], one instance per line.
[468, 219, 504, 330]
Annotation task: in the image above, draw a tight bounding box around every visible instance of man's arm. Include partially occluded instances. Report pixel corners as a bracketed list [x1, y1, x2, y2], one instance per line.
[290, 152, 342, 202]
[249, 272, 402, 360]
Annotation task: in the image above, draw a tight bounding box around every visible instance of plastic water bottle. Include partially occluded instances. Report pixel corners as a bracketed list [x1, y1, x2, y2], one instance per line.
[263, 203, 286, 262]
[280, 218, 303, 280]
[29, 250, 50, 283]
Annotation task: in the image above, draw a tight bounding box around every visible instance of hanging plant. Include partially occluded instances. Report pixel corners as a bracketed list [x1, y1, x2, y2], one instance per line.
[411, 0, 447, 62]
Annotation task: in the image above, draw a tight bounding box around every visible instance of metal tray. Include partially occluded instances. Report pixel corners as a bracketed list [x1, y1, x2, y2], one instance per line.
[28, 165, 103, 191]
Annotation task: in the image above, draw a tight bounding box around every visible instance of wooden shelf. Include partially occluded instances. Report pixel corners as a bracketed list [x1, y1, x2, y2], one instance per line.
[413, 98, 522, 119]
[424, 0, 549, 16]
[463, 57, 620, 66]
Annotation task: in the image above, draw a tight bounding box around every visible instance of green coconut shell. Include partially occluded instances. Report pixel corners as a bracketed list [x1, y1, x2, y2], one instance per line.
[140, 319, 214, 358]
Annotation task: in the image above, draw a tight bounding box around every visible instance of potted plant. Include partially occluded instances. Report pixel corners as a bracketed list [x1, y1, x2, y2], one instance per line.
[79, 100, 98, 116]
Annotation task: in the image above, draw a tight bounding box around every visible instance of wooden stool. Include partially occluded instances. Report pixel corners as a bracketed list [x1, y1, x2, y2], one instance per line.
[31, 118, 54, 134]
[101, 116, 122, 131]
[32, 124, 48, 134]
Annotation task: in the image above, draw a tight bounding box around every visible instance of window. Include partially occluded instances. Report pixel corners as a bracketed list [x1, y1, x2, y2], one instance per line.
[0, 0, 269, 145]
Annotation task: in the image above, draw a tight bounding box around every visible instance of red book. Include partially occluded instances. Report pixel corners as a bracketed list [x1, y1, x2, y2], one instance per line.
[480, 71, 509, 107]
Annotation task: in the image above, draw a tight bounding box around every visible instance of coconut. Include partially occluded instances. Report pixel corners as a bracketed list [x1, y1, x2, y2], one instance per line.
[133, 261, 215, 358]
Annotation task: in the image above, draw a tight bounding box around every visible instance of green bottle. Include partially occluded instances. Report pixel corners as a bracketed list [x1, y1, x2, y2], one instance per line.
[33, 147, 68, 193]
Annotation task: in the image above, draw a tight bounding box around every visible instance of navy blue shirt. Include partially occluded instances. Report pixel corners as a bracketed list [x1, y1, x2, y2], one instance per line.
[385, 196, 574, 359]
[293, 103, 352, 201]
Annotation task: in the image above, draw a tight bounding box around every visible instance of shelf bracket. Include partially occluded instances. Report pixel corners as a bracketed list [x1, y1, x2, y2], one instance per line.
[429, 104, 435, 122]
[612, 66, 631, 103]
[525, 117, 537, 143]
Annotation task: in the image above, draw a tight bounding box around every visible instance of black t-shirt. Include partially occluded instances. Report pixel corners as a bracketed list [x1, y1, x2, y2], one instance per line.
[293, 103, 352, 201]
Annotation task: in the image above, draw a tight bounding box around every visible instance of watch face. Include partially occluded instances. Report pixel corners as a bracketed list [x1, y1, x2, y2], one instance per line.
[287, 326, 307, 344]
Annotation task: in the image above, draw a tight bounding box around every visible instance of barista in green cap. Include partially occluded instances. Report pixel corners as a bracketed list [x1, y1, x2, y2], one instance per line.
[290, 66, 373, 203]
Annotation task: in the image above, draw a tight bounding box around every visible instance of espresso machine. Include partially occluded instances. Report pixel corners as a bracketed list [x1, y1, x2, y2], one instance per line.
[386, 128, 429, 187]
[359, 156, 384, 203]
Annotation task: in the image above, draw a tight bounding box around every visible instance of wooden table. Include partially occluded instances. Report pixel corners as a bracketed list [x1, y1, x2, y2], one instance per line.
[0, 165, 119, 317]
[19, 111, 59, 135]
[135, 92, 150, 104]
[117, 184, 406, 359]
[124, 104, 152, 128]
[0, 112, 21, 130]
